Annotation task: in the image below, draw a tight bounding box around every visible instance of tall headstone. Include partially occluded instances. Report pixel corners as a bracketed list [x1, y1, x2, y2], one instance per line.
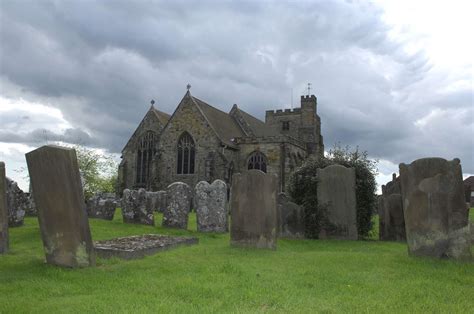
[399, 158, 471, 260]
[230, 170, 278, 249]
[0, 162, 9, 253]
[122, 188, 154, 225]
[5, 177, 27, 227]
[86, 192, 117, 220]
[25, 145, 95, 267]
[379, 174, 406, 241]
[195, 180, 228, 233]
[163, 182, 191, 229]
[317, 164, 358, 240]
[277, 193, 304, 238]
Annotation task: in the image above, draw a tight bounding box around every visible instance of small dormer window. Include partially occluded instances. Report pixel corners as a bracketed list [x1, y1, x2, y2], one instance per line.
[282, 121, 290, 131]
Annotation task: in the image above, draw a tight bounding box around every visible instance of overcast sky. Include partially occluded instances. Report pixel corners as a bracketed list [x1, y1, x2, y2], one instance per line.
[0, 0, 472, 191]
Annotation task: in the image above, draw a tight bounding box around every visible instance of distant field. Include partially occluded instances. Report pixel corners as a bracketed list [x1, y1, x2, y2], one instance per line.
[0, 211, 472, 313]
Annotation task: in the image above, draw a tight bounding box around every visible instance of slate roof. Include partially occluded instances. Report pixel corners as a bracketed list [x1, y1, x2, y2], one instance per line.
[464, 176, 474, 187]
[151, 107, 171, 125]
[232, 106, 277, 137]
[190, 95, 244, 147]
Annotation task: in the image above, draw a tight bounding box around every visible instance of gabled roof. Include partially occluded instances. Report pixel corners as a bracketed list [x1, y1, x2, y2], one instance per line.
[231, 105, 277, 137]
[190, 95, 244, 147]
[464, 176, 474, 186]
[121, 105, 169, 154]
[150, 107, 171, 125]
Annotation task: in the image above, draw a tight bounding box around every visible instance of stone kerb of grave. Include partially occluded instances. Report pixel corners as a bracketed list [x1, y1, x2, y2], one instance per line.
[378, 174, 406, 242]
[121, 188, 154, 226]
[399, 157, 471, 260]
[25, 145, 95, 268]
[86, 192, 117, 220]
[230, 170, 278, 249]
[0, 162, 9, 254]
[163, 182, 192, 229]
[316, 164, 358, 240]
[195, 179, 228, 233]
[277, 193, 304, 238]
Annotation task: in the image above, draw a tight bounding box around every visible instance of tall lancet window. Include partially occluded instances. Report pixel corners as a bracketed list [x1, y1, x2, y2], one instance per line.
[136, 131, 156, 186]
[177, 132, 195, 174]
[247, 151, 267, 173]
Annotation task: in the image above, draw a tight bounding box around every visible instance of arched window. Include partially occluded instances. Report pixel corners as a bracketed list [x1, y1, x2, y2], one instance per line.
[247, 151, 267, 173]
[136, 131, 156, 186]
[177, 132, 195, 174]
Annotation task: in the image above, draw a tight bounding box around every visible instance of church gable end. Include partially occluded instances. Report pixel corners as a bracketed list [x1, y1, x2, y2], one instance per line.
[156, 92, 231, 189]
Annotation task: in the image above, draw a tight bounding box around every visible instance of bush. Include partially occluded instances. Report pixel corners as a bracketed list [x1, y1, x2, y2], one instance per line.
[287, 144, 378, 239]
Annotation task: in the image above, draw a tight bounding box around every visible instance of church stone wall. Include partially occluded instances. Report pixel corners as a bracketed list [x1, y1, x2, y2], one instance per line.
[235, 138, 306, 191]
[119, 109, 165, 191]
[155, 96, 235, 190]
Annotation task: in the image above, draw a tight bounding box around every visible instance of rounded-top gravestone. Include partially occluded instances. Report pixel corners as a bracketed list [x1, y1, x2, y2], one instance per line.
[195, 179, 228, 233]
[163, 182, 192, 229]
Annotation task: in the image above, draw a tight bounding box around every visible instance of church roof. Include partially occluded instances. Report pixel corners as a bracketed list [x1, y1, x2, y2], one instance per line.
[151, 107, 171, 125]
[231, 106, 277, 137]
[190, 95, 244, 147]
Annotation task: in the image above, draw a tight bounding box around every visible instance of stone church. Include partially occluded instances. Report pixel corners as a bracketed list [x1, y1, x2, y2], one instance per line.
[118, 87, 324, 193]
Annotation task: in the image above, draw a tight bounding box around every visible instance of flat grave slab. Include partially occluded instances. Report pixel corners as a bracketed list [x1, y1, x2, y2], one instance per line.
[94, 234, 199, 260]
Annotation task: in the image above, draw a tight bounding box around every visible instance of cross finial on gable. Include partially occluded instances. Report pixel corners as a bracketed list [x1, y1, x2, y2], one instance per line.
[186, 83, 191, 91]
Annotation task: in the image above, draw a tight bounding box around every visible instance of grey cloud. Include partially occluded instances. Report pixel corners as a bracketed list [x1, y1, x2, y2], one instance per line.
[0, 0, 472, 172]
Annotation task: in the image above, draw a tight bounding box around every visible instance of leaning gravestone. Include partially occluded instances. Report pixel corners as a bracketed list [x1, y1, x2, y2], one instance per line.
[122, 188, 154, 225]
[86, 193, 117, 220]
[230, 170, 278, 249]
[195, 180, 228, 233]
[277, 193, 304, 238]
[399, 158, 471, 260]
[379, 174, 406, 242]
[0, 162, 9, 253]
[25, 145, 95, 267]
[5, 177, 27, 227]
[163, 182, 191, 229]
[317, 164, 358, 240]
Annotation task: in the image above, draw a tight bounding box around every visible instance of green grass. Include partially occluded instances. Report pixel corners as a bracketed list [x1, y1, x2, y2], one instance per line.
[0, 211, 473, 313]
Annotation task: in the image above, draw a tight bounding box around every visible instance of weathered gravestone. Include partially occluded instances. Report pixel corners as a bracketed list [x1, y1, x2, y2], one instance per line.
[156, 190, 167, 213]
[0, 162, 9, 253]
[25, 182, 37, 216]
[317, 164, 358, 240]
[145, 191, 159, 213]
[163, 182, 191, 229]
[122, 188, 154, 225]
[5, 177, 27, 227]
[379, 174, 406, 241]
[399, 158, 471, 260]
[25, 145, 95, 267]
[86, 193, 117, 220]
[146, 191, 167, 213]
[230, 170, 278, 249]
[277, 193, 304, 238]
[195, 180, 228, 233]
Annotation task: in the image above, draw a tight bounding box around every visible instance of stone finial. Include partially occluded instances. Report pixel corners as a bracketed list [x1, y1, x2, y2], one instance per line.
[392, 173, 397, 181]
[186, 83, 191, 91]
[150, 99, 155, 108]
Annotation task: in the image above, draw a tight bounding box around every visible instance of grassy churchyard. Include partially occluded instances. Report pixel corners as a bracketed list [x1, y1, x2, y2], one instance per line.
[1, 210, 473, 313]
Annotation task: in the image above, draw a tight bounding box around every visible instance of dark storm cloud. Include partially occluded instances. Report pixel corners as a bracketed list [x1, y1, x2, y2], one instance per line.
[0, 0, 472, 171]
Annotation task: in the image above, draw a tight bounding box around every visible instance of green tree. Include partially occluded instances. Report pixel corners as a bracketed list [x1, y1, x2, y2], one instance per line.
[74, 145, 118, 200]
[287, 143, 378, 239]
